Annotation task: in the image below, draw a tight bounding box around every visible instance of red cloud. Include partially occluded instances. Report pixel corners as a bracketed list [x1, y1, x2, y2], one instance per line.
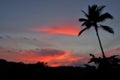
[30, 22, 80, 36]
[0, 47, 85, 67]
[1, 47, 120, 67]
[19, 49, 70, 62]
[18, 49, 85, 67]
[18, 47, 120, 67]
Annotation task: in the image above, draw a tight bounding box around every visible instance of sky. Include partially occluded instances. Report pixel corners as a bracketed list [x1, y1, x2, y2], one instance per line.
[0, 0, 120, 67]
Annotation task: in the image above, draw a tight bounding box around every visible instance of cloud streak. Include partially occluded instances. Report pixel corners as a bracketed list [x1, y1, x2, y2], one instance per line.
[93, 47, 120, 57]
[105, 47, 120, 56]
[1, 46, 120, 67]
[0, 47, 84, 67]
[30, 22, 80, 36]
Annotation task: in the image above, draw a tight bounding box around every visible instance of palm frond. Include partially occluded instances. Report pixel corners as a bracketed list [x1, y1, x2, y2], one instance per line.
[88, 5, 93, 20]
[81, 21, 92, 29]
[98, 13, 113, 22]
[89, 54, 95, 58]
[89, 5, 99, 21]
[81, 22, 86, 26]
[98, 5, 106, 12]
[81, 22, 91, 27]
[88, 5, 91, 15]
[97, 5, 106, 17]
[78, 28, 88, 36]
[91, 4, 97, 11]
[108, 55, 119, 59]
[79, 18, 87, 22]
[81, 10, 89, 18]
[100, 25, 114, 34]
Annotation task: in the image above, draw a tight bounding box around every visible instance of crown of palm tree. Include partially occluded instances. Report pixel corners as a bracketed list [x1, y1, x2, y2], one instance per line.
[78, 4, 114, 58]
[78, 4, 114, 36]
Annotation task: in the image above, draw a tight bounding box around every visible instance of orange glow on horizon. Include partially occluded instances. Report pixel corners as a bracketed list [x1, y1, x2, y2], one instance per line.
[4, 46, 120, 67]
[0, 47, 89, 67]
[68, 57, 83, 62]
[18, 50, 71, 65]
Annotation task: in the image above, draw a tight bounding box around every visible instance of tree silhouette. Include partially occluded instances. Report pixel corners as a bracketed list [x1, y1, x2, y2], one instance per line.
[88, 54, 120, 70]
[78, 4, 114, 58]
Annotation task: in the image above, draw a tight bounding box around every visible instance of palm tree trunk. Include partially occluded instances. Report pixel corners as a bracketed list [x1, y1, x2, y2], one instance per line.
[94, 26, 106, 58]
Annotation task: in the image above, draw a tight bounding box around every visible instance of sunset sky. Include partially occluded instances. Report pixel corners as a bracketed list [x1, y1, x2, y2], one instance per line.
[0, 0, 120, 67]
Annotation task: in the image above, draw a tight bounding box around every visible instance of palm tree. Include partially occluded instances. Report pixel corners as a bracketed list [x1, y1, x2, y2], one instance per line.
[78, 4, 114, 58]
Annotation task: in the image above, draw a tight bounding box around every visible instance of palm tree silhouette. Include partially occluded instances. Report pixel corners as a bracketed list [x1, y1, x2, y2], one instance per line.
[78, 4, 114, 58]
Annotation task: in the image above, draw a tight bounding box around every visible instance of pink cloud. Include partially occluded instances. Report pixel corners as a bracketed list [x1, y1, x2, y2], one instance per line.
[30, 22, 81, 36]
[1, 46, 120, 67]
[105, 47, 120, 56]
[0, 47, 85, 67]
[90, 47, 120, 57]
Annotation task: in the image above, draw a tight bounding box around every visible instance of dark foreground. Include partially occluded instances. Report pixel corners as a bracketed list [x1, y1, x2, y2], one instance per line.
[0, 59, 120, 80]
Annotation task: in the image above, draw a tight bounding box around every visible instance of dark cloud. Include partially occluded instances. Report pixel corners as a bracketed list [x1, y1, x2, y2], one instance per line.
[35, 49, 65, 56]
[23, 37, 29, 40]
[0, 36, 3, 39]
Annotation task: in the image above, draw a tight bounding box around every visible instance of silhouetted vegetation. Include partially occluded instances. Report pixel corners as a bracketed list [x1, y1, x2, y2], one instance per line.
[0, 57, 120, 80]
[88, 54, 120, 71]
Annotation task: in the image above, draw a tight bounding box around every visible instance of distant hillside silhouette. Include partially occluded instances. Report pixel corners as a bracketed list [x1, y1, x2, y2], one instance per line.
[0, 58, 120, 80]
